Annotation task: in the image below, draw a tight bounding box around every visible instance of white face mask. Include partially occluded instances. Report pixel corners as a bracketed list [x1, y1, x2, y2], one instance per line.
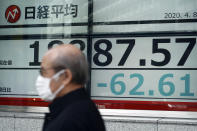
[35, 70, 65, 101]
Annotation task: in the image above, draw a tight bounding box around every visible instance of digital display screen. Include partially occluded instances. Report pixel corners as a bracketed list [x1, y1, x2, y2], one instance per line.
[0, 0, 197, 111]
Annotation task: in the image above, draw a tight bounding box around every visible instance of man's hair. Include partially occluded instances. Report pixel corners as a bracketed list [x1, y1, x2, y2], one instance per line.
[52, 51, 89, 85]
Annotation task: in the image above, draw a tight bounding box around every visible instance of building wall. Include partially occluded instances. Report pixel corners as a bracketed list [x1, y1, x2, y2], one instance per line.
[0, 110, 197, 131]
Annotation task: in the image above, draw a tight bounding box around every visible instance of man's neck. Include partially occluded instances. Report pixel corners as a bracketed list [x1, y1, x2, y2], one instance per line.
[56, 83, 83, 98]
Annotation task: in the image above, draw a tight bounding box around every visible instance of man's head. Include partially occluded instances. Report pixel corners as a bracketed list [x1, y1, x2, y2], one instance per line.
[36, 44, 88, 101]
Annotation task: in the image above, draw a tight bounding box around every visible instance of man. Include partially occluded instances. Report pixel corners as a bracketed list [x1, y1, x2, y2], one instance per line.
[35, 44, 106, 131]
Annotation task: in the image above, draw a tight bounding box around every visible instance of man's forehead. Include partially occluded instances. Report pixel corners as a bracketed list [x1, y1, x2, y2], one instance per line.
[41, 51, 57, 68]
[41, 44, 81, 67]
[41, 55, 52, 68]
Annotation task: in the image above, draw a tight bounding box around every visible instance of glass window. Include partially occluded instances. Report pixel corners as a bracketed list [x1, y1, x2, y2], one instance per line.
[0, 0, 197, 111]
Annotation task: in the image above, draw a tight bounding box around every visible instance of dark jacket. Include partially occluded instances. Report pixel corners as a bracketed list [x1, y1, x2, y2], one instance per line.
[43, 88, 106, 131]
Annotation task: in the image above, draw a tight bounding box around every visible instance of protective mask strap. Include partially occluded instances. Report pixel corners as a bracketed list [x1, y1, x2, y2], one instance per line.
[51, 69, 66, 97]
[53, 84, 65, 97]
[52, 70, 65, 81]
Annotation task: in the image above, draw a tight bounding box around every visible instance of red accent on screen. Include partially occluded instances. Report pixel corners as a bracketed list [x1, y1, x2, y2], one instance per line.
[0, 97, 49, 107]
[93, 100, 197, 111]
[0, 97, 197, 111]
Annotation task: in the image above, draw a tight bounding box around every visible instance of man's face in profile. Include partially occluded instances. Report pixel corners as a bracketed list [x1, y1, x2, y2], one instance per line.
[40, 54, 65, 94]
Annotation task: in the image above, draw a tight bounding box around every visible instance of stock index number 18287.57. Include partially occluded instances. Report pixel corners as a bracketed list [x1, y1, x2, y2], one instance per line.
[29, 38, 196, 67]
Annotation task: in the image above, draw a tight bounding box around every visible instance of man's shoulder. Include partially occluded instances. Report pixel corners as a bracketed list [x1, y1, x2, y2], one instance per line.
[66, 98, 97, 112]
[49, 97, 105, 131]
[59, 98, 101, 121]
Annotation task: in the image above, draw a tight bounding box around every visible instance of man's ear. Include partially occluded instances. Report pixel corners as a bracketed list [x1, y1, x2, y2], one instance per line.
[63, 69, 72, 85]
